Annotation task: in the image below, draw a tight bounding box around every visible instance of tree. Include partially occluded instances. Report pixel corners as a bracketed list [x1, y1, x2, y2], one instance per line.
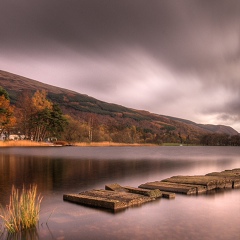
[200, 133, 230, 146]
[32, 90, 52, 111]
[0, 86, 10, 100]
[0, 87, 16, 136]
[230, 135, 240, 146]
[15, 90, 67, 141]
[61, 115, 89, 142]
[15, 91, 34, 138]
[48, 104, 67, 139]
[31, 91, 67, 141]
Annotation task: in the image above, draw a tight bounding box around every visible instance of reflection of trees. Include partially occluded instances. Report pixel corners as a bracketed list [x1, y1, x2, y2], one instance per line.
[0, 150, 200, 206]
[0, 154, 63, 205]
[1, 227, 39, 240]
[0, 153, 162, 204]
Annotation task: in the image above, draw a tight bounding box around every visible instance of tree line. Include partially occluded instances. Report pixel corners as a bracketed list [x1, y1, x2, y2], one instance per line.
[0, 87, 67, 141]
[0, 86, 239, 145]
[200, 133, 240, 146]
[0, 86, 187, 144]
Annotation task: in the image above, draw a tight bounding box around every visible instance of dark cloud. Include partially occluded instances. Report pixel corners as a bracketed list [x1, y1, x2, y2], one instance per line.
[2, 1, 240, 67]
[1, 0, 240, 131]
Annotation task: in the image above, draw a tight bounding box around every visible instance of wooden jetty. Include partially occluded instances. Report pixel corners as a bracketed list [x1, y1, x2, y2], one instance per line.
[139, 168, 240, 195]
[63, 184, 162, 211]
[139, 181, 205, 195]
[63, 168, 240, 211]
[206, 169, 240, 188]
[139, 176, 227, 194]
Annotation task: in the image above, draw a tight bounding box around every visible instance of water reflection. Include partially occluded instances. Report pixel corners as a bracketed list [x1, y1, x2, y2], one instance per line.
[0, 146, 239, 240]
[0, 146, 239, 204]
[1, 227, 39, 240]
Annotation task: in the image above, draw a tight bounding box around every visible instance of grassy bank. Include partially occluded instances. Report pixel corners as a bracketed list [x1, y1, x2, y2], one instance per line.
[0, 140, 51, 147]
[0, 140, 195, 147]
[0, 140, 157, 147]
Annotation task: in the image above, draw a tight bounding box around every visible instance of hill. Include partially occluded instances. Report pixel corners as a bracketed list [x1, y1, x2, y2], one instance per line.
[0, 70, 238, 144]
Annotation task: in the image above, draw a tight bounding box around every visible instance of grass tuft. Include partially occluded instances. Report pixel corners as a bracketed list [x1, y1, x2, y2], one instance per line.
[0, 185, 42, 233]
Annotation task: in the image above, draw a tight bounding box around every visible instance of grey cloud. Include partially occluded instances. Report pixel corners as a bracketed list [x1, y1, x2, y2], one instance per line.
[1, 0, 240, 131]
[1, 0, 240, 76]
[222, 98, 240, 118]
[200, 91, 240, 124]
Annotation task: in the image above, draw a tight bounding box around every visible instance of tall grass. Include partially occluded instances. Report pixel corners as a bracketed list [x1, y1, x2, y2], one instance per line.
[0, 140, 50, 147]
[0, 185, 42, 233]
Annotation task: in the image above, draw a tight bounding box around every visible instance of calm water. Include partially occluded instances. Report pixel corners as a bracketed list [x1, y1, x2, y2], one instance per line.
[0, 146, 239, 240]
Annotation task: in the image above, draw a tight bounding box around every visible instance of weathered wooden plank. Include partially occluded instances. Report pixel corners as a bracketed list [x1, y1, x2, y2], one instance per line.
[63, 193, 128, 210]
[161, 175, 230, 190]
[64, 169, 240, 211]
[64, 189, 156, 211]
[139, 181, 198, 195]
[82, 189, 151, 205]
[105, 183, 127, 192]
[206, 168, 240, 177]
[161, 191, 176, 199]
[135, 184, 175, 199]
[206, 168, 240, 188]
[123, 186, 162, 198]
[232, 179, 240, 188]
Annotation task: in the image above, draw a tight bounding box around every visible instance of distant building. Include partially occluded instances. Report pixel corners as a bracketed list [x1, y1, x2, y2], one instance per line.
[0, 130, 25, 141]
[0, 133, 5, 141]
[8, 134, 25, 140]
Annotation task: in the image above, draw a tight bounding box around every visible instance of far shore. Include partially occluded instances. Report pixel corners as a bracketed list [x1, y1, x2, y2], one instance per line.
[0, 140, 52, 147]
[0, 140, 158, 147]
[0, 140, 197, 147]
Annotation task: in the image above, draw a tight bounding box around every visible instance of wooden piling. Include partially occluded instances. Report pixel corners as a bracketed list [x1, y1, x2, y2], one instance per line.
[63, 168, 240, 211]
[123, 186, 162, 198]
[139, 181, 200, 195]
[161, 175, 229, 190]
[206, 169, 240, 188]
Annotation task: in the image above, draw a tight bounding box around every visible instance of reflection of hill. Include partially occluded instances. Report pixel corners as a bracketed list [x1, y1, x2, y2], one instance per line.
[1, 146, 238, 208]
[0, 151, 196, 205]
[0, 70, 238, 144]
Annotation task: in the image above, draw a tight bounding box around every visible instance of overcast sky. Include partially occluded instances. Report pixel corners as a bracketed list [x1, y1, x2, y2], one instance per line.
[1, 1, 240, 132]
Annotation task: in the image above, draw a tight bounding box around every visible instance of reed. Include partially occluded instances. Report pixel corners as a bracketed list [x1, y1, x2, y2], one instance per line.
[0, 185, 42, 233]
[0, 140, 50, 147]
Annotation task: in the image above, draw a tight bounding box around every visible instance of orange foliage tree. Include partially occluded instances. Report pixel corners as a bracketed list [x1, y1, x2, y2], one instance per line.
[16, 90, 67, 141]
[0, 87, 16, 136]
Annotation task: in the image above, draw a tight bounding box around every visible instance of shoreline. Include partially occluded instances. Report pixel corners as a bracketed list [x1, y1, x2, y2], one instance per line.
[0, 140, 158, 147]
[73, 142, 157, 147]
[0, 140, 200, 147]
[0, 140, 52, 147]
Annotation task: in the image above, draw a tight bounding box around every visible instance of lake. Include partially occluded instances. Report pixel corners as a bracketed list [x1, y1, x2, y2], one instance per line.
[0, 146, 239, 240]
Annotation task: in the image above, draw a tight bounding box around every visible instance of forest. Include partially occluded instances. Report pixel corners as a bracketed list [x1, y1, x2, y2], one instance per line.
[1, 86, 240, 146]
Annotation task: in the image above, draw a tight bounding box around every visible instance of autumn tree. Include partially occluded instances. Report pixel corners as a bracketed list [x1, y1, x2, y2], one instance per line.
[15, 90, 34, 138]
[16, 90, 67, 141]
[0, 87, 9, 100]
[31, 90, 67, 141]
[61, 115, 88, 142]
[0, 86, 16, 136]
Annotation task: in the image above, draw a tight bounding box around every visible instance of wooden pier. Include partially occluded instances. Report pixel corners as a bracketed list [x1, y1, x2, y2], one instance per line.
[63, 185, 162, 211]
[63, 168, 240, 211]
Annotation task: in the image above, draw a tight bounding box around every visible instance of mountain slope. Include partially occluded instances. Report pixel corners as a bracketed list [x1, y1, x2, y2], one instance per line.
[0, 70, 238, 143]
